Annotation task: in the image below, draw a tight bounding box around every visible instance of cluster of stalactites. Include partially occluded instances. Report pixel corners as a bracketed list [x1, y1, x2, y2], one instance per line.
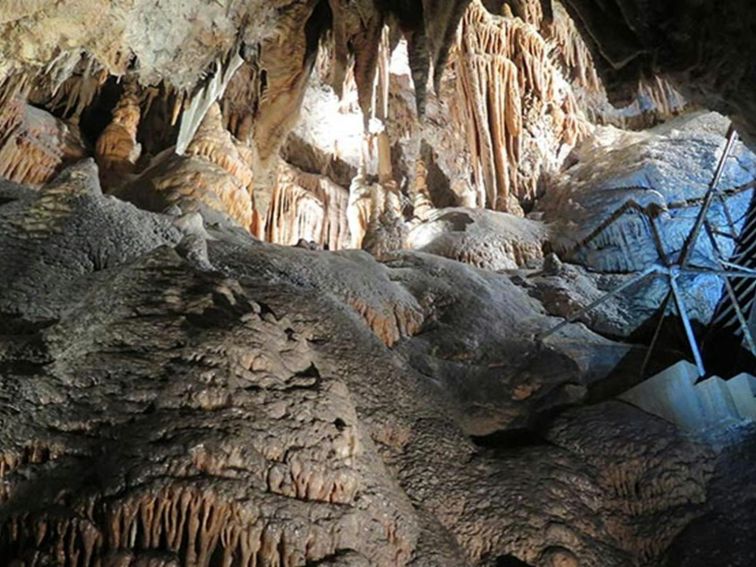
[545, 1, 602, 94]
[635, 76, 686, 119]
[453, 0, 589, 211]
[266, 162, 351, 250]
[0, 51, 112, 125]
[495, 1, 686, 128]
[0, 485, 377, 566]
[326, 0, 474, 120]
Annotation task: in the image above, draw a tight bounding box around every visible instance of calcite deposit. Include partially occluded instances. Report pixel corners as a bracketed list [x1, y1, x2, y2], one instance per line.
[0, 0, 755, 565]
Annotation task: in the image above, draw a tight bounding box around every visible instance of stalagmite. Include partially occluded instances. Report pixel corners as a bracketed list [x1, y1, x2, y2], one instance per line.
[116, 102, 254, 229]
[185, 103, 254, 191]
[347, 173, 375, 250]
[411, 158, 435, 221]
[95, 81, 142, 188]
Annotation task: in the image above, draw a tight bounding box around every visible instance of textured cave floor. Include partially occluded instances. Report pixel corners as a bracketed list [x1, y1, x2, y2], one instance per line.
[664, 424, 756, 567]
[0, 165, 753, 566]
[0, 0, 755, 563]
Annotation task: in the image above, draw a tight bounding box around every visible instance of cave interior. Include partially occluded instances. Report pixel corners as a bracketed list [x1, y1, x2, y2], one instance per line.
[0, 0, 755, 566]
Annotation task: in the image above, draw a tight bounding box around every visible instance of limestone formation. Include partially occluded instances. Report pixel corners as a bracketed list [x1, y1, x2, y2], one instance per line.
[267, 162, 350, 250]
[407, 207, 547, 270]
[452, 0, 589, 210]
[115, 103, 254, 230]
[1, 1, 756, 565]
[95, 81, 142, 188]
[0, 97, 86, 187]
[0, 166, 727, 564]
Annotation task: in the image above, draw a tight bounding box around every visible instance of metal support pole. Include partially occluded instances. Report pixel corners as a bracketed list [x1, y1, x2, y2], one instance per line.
[678, 126, 738, 267]
[720, 261, 756, 275]
[669, 271, 707, 377]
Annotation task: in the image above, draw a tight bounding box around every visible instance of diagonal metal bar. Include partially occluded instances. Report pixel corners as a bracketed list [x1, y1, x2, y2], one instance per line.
[639, 289, 674, 380]
[720, 261, 756, 275]
[538, 265, 664, 340]
[681, 267, 756, 279]
[669, 271, 707, 376]
[678, 125, 738, 268]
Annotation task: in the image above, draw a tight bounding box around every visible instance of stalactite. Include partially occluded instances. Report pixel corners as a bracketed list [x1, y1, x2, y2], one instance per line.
[0, 73, 31, 110]
[421, 0, 475, 97]
[175, 51, 244, 156]
[223, 1, 325, 178]
[0, 96, 86, 187]
[328, 0, 385, 124]
[452, 0, 589, 211]
[488, 1, 685, 130]
[635, 76, 686, 119]
[267, 162, 350, 249]
[546, 2, 602, 94]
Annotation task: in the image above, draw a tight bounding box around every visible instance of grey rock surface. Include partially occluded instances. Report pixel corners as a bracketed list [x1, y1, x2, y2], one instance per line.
[0, 162, 725, 565]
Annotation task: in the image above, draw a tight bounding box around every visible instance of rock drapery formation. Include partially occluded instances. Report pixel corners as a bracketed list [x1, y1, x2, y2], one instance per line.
[0, 97, 86, 187]
[452, 0, 589, 211]
[1, 0, 756, 565]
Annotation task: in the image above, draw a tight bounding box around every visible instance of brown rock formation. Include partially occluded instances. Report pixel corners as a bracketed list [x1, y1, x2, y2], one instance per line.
[0, 97, 86, 187]
[0, 159, 749, 564]
[0, 2, 755, 565]
[115, 103, 254, 228]
[452, 0, 589, 210]
[95, 81, 142, 188]
[267, 162, 350, 250]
